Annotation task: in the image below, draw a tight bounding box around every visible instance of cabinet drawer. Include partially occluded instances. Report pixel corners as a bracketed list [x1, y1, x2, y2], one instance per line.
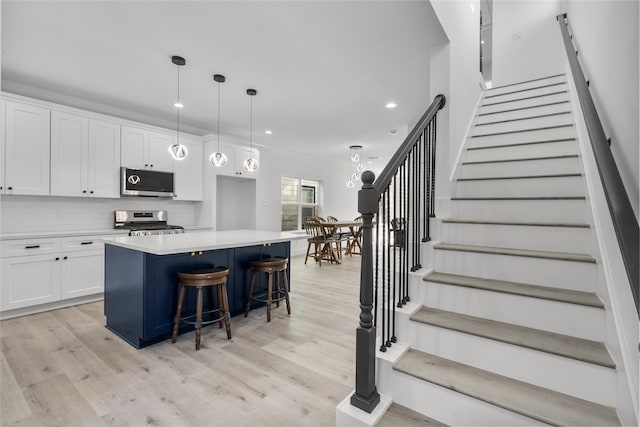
[1, 238, 60, 258]
[60, 235, 108, 252]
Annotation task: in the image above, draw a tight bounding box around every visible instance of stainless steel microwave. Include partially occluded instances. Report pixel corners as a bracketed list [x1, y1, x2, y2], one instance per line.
[120, 167, 174, 197]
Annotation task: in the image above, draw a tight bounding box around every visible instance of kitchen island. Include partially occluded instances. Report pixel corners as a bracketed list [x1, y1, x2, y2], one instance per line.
[102, 230, 302, 348]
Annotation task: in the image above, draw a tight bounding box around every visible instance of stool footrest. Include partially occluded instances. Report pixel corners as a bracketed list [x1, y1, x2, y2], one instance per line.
[249, 289, 288, 304]
[180, 308, 226, 326]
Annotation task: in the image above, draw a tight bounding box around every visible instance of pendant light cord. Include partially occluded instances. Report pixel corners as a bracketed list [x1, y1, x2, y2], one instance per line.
[176, 65, 180, 144]
[249, 95, 254, 160]
[217, 81, 221, 152]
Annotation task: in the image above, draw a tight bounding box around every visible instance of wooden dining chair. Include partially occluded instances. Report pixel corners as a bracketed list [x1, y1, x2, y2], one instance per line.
[327, 216, 350, 257]
[303, 217, 324, 265]
[349, 216, 363, 255]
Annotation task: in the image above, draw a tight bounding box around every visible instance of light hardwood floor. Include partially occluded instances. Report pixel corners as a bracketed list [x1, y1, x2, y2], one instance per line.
[1, 254, 432, 427]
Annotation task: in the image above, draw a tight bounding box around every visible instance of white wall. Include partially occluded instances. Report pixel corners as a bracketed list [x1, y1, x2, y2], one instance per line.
[216, 176, 256, 231]
[562, 0, 639, 220]
[429, 0, 482, 202]
[491, 0, 564, 86]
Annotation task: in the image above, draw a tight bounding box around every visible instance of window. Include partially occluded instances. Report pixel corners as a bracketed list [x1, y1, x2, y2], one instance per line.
[281, 177, 320, 231]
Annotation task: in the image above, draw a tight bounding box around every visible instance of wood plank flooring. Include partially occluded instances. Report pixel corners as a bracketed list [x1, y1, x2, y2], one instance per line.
[0, 254, 423, 427]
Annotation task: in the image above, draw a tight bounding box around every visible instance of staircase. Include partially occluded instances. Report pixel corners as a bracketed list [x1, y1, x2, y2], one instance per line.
[378, 74, 622, 426]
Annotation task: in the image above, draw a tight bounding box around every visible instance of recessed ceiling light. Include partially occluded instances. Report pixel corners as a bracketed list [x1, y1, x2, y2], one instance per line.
[481, 40, 485, 44]
[390, 129, 398, 135]
[265, 130, 273, 135]
[174, 102, 184, 108]
[385, 102, 398, 109]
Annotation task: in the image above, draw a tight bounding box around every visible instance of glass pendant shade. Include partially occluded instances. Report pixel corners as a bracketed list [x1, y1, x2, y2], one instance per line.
[352, 172, 360, 181]
[209, 151, 227, 167]
[170, 55, 188, 161]
[243, 157, 259, 171]
[169, 142, 188, 160]
[350, 153, 360, 163]
[346, 178, 355, 188]
[357, 163, 365, 173]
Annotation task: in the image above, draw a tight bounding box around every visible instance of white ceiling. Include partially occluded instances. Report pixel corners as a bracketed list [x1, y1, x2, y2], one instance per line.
[1, 1, 447, 161]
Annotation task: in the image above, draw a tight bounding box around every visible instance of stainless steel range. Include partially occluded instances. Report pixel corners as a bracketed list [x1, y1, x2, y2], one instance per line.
[114, 210, 185, 236]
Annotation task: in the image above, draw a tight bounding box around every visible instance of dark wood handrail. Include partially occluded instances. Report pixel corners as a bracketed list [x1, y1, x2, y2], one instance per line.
[373, 94, 446, 195]
[557, 13, 639, 317]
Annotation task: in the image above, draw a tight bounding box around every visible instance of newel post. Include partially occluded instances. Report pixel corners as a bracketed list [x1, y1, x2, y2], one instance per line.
[350, 170, 380, 413]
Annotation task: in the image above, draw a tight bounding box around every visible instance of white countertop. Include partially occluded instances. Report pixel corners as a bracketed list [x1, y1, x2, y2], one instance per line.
[102, 229, 305, 255]
[0, 226, 213, 241]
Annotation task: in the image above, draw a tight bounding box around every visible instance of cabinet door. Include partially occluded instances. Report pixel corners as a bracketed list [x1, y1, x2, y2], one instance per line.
[1, 254, 61, 311]
[148, 131, 174, 172]
[234, 147, 260, 179]
[120, 125, 147, 169]
[60, 250, 104, 299]
[0, 100, 5, 193]
[50, 111, 89, 197]
[173, 138, 203, 201]
[212, 142, 237, 177]
[88, 119, 120, 198]
[143, 253, 188, 340]
[233, 245, 263, 315]
[5, 101, 50, 195]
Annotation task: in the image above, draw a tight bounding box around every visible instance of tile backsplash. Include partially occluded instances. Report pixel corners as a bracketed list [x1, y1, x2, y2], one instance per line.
[0, 195, 198, 234]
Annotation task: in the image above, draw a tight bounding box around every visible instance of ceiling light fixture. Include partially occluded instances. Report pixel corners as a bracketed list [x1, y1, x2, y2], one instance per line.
[209, 74, 228, 167]
[265, 130, 273, 135]
[346, 145, 364, 188]
[385, 102, 398, 109]
[168, 55, 188, 161]
[390, 129, 398, 135]
[243, 89, 259, 171]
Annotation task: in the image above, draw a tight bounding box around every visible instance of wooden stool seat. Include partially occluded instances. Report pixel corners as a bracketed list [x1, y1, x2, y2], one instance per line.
[172, 266, 231, 350]
[245, 257, 291, 322]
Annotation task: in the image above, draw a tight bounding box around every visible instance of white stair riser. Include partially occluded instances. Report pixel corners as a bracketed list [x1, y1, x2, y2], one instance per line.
[484, 84, 568, 104]
[470, 125, 576, 147]
[409, 279, 604, 341]
[472, 114, 573, 135]
[433, 249, 597, 292]
[465, 141, 578, 162]
[404, 321, 616, 406]
[449, 199, 588, 223]
[437, 222, 592, 253]
[480, 92, 569, 114]
[476, 102, 571, 124]
[455, 176, 584, 198]
[488, 76, 566, 96]
[460, 156, 582, 178]
[377, 358, 546, 426]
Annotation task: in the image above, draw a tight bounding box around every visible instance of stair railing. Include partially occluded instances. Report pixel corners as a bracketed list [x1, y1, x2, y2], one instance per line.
[350, 94, 446, 413]
[557, 14, 639, 316]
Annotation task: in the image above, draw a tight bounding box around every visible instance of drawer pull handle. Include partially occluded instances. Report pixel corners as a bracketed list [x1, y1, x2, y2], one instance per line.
[80, 241, 94, 245]
[25, 245, 41, 249]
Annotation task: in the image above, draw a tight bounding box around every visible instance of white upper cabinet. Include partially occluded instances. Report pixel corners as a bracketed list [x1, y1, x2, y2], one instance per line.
[51, 112, 120, 198]
[88, 119, 121, 198]
[4, 101, 51, 195]
[51, 111, 89, 196]
[0, 100, 5, 193]
[212, 142, 260, 179]
[173, 137, 203, 201]
[121, 126, 174, 172]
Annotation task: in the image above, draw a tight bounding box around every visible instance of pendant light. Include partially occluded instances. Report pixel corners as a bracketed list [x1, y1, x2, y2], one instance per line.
[347, 145, 363, 186]
[169, 55, 188, 161]
[243, 88, 259, 171]
[209, 74, 228, 167]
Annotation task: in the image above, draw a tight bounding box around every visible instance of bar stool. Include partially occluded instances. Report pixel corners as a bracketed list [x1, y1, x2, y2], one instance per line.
[171, 266, 231, 351]
[245, 257, 291, 322]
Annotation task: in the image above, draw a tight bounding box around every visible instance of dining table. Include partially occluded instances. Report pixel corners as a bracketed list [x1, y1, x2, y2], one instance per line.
[319, 220, 363, 258]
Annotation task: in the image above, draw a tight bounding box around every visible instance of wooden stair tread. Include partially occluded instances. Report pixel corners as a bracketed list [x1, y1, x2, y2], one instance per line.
[441, 218, 590, 228]
[458, 173, 581, 181]
[471, 124, 573, 138]
[467, 137, 576, 150]
[410, 307, 615, 368]
[478, 100, 570, 116]
[475, 111, 571, 126]
[487, 73, 565, 91]
[434, 242, 596, 263]
[423, 271, 603, 308]
[462, 154, 579, 165]
[377, 402, 448, 427]
[484, 82, 567, 99]
[394, 349, 620, 426]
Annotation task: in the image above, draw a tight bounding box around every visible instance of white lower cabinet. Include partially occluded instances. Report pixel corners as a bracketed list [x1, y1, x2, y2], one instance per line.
[0, 235, 107, 314]
[1, 254, 61, 311]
